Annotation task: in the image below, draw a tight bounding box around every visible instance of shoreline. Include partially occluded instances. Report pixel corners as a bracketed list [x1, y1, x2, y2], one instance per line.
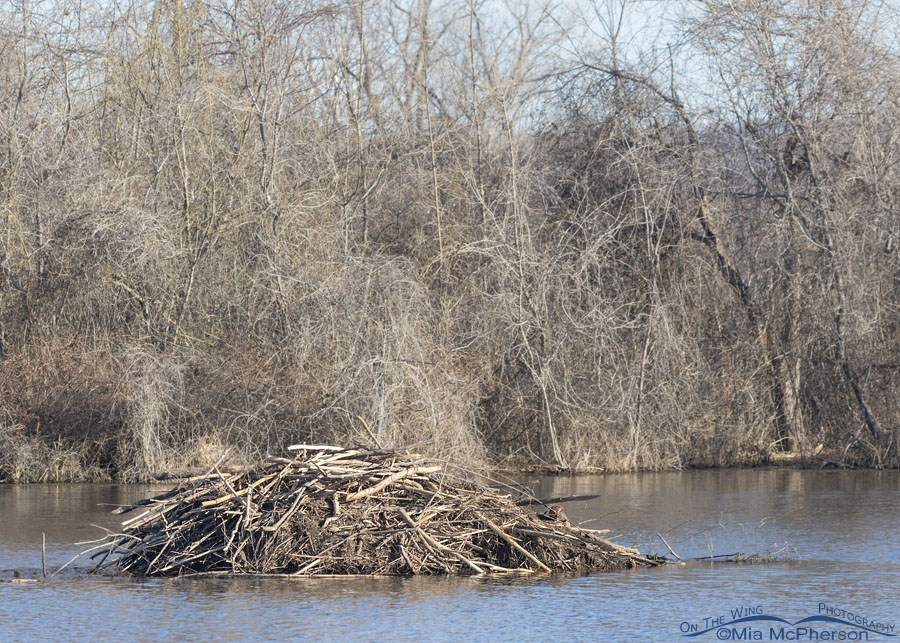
[2, 457, 897, 485]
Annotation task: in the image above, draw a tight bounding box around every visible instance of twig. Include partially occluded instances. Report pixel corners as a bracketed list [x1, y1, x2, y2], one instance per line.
[481, 515, 551, 572]
[657, 532, 682, 561]
[694, 552, 742, 561]
[202, 473, 274, 507]
[398, 507, 484, 574]
[515, 528, 576, 542]
[515, 494, 600, 506]
[357, 415, 384, 449]
[345, 465, 442, 501]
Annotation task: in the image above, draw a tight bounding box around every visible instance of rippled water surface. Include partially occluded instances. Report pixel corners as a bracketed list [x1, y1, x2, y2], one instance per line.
[2, 470, 898, 641]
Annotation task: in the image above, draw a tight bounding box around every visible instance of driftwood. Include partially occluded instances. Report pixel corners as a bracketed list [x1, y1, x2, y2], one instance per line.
[515, 494, 601, 506]
[88, 446, 663, 577]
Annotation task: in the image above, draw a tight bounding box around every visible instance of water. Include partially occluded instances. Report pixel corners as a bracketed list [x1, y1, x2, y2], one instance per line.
[1, 470, 898, 641]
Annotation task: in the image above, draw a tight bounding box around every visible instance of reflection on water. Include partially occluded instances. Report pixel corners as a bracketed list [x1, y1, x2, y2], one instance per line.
[526, 469, 900, 563]
[1, 470, 898, 641]
[0, 484, 168, 570]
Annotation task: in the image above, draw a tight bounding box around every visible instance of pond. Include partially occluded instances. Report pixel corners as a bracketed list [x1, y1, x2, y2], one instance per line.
[2, 469, 897, 641]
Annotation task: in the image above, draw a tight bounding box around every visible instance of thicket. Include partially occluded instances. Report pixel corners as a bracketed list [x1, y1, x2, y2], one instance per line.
[1, 0, 898, 481]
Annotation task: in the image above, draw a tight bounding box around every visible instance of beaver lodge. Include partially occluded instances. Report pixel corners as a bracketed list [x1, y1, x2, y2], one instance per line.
[87, 446, 663, 577]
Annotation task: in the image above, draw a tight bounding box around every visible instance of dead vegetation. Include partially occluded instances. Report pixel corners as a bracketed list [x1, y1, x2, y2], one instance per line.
[1, 0, 899, 480]
[83, 446, 660, 576]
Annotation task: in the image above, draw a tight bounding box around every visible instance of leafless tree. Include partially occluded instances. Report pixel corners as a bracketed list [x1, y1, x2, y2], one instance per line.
[0, 0, 896, 481]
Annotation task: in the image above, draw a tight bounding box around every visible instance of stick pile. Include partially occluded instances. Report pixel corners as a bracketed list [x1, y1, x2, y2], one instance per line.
[91, 446, 661, 576]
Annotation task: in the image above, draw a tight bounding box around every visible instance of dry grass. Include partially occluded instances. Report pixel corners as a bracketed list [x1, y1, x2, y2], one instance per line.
[0, 0, 898, 481]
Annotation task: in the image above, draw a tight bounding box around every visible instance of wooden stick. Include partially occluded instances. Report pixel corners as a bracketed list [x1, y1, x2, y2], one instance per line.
[345, 466, 442, 501]
[41, 533, 47, 579]
[579, 527, 611, 536]
[570, 527, 641, 555]
[481, 516, 551, 572]
[515, 528, 577, 542]
[628, 554, 662, 566]
[478, 563, 534, 574]
[357, 415, 384, 449]
[398, 508, 484, 574]
[693, 552, 742, 560]
[399, 545, 416, 573]
[121, 508, 155, 528]
[515, 494, 601, 506]
[201, 473, 275, 507]
[294, 558, 322, 575]
[657, 532, 683, 561]
[53, 540, 123, 577]
[155, 545, 226, 574]
[262, 488, 307, 533]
